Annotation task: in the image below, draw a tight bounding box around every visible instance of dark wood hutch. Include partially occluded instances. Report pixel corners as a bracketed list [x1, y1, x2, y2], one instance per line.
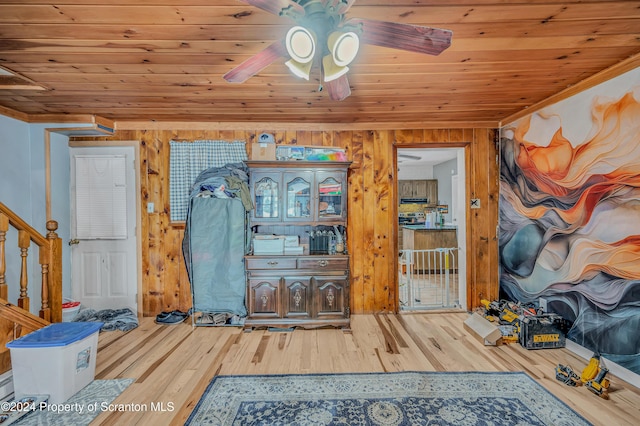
[244, 161, 351, 330]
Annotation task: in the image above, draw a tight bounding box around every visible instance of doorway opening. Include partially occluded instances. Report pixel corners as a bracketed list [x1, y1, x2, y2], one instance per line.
[396, 147, 467, 311]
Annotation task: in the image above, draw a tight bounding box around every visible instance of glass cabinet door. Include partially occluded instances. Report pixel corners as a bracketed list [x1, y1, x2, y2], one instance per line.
[253, 174, 280, 219]
[285, 172, 312, 221]
[317, 174, 345, 220]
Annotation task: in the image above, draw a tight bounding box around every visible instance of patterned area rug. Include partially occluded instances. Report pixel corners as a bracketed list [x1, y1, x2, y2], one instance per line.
[14, 378, 134, 425]
[186, 371, 592, 426]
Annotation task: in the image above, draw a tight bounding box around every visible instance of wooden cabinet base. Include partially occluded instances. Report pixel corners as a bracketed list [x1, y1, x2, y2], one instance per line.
[245, 254, 350, 331]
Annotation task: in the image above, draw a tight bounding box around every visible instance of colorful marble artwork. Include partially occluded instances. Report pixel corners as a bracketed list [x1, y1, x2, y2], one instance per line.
[500, 70, 640, 374]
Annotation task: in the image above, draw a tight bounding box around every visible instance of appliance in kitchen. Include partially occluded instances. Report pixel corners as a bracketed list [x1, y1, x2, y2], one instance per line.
[399, 211, 425, 225]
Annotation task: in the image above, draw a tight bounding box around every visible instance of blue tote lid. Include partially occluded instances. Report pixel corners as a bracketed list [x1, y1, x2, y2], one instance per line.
[6, 322, 103, 348]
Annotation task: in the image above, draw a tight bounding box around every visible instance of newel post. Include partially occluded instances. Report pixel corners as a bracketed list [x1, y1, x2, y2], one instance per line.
[46, 220, 63, 322]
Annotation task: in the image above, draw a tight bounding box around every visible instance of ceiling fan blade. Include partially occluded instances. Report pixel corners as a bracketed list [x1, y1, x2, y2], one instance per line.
[325, 74, 351, 101]
[398, 154, 422, 160]
[223, 40, 287, 83]
[346, 18, 452, 56]
[237, 0, 304, 17]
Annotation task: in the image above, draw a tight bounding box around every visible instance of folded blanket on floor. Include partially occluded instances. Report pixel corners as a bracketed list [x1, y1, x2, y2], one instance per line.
[73, 308, 139, 331]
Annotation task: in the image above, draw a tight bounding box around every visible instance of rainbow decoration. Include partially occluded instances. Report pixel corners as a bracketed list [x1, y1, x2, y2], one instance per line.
[306, 151, 347, 161]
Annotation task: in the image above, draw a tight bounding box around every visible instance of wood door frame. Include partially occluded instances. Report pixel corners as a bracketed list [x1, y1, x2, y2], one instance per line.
[393, 142, 471, 312]
[68, 140, 143, 317]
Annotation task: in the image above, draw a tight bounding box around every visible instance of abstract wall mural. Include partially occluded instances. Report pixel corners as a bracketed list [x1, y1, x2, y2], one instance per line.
[500, 68, 640, 374]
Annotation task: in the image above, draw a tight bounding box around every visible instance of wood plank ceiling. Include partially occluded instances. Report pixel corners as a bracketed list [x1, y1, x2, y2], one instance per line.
[0, 0, 639, 126]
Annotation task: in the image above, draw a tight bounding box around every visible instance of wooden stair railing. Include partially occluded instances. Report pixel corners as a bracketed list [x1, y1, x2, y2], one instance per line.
[0, 202, 62, 323]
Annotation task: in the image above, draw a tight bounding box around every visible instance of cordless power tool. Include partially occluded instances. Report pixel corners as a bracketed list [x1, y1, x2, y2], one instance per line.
[581, 353, 610, 399]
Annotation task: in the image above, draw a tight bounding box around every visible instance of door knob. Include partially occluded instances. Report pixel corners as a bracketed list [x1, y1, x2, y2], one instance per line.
[68, 239, 80, 246]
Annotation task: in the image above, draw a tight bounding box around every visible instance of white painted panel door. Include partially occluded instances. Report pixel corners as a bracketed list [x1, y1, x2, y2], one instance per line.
[70, 146, 137, 313]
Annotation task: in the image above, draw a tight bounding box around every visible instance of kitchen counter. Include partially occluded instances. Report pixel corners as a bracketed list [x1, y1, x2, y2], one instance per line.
[402, 224, 457, 231]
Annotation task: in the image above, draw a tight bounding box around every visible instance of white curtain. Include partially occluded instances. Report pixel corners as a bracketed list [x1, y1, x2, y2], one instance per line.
[75, 155, 127, 239]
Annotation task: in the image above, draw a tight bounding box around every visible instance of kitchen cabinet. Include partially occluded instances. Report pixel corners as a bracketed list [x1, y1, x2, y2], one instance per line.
[413, 180, 429, 198]
[399, 179, 438, 204]
[398, 180, 414, 199]
[245, 161, 351, 330]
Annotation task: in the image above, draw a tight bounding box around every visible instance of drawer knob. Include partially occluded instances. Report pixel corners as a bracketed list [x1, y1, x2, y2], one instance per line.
[267, 261, 279, 266]
[318, 260, 328, 267]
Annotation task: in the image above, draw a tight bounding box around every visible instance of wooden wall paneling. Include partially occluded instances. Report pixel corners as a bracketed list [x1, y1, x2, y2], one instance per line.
[334, 130, 350, 157]
[271, 130, 285, 145]
[479, 128, 499, 305]
[479, 128, 498, 304]
[159, 131, 182, 312]
[145, 131, 168, 314]
[373, 130, 393, 312]
[296, 131, 312, 146]
[100, 126, 500, 317]
[394, 129, 413, 144]
[449, 129, 464, 143]
[311, 130, 323, 146]
[347, 131, 364, 314]
[467, 130, 480, 311]
[234, 130, 246, 142]
[163, 228, 183, 311]
[468, 129, 498, 308]
[423, 129, 449, 142]
[321, 131, 332, 147]
[136, 131, 153, 315]
[360, 130, 376, 313]
[218, 130, 236, 141]
[284, 130, 297, 145]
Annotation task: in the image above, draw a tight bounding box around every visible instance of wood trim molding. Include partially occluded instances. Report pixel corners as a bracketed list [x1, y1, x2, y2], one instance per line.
[0, 105, 29, 122]
[112, 121, 500, 131]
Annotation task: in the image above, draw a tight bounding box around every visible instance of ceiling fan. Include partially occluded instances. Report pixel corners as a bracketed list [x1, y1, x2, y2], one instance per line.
[398, 154, 422, 161]
[223, 0, 453, 101]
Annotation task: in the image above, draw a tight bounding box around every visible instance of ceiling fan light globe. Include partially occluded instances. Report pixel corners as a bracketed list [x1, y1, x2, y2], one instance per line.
[322, 55, 349, 82]
[328, 31, 359, 67]
[285, 26, 316, 64]
[285, 59, 312, 80]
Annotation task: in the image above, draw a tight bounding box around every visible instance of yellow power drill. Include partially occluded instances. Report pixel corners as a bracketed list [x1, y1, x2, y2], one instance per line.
[581, 353, 610, 399]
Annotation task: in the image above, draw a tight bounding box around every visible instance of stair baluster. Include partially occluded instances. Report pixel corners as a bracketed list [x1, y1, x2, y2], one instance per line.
[18, 230, 30, 312]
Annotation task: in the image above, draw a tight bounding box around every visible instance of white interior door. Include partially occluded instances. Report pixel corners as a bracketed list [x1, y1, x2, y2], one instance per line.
[70, 146, 138, 313]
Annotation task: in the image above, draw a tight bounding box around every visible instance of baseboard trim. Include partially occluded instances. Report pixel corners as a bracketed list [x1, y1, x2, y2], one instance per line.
[565, 340, 640, 388]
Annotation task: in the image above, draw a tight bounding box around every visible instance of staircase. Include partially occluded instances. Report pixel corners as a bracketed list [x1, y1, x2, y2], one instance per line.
[0, 202, 62, 375]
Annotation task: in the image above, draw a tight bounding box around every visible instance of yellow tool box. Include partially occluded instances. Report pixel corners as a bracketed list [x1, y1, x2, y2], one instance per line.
[519, 313, 567, 349]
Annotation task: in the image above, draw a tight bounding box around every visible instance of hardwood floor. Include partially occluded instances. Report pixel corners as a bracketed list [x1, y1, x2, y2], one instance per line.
[90, 312, 640, 425]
